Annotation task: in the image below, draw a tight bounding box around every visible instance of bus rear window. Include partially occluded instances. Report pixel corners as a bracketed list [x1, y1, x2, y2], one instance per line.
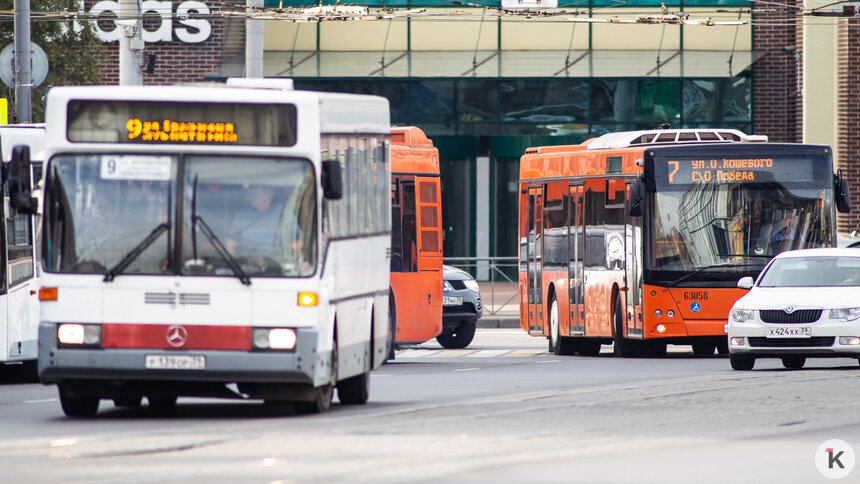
[66, 101, 297, 147]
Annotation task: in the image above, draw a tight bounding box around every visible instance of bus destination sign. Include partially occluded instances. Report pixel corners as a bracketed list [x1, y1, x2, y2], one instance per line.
[126, 119, 238, 144]
[657, 156, 815, 186]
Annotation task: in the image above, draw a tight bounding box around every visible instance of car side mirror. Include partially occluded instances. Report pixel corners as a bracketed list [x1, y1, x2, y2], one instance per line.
[628, 179, 644, 217]
[737, 276, 754, 290]
[6, 145, 38, 215]
[322, 159, 343, 200]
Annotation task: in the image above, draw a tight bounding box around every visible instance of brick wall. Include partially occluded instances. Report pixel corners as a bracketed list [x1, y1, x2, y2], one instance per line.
[752, 0, 803, 142]
[92, 0, 245, 85]
[837, 19, 860, 233]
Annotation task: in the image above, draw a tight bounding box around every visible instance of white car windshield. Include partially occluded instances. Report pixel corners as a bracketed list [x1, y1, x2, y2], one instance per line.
[758, 256, 860, 287]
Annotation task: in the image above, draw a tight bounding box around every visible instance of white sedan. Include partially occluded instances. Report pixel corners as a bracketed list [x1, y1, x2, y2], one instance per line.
[727, 248, 860, 370]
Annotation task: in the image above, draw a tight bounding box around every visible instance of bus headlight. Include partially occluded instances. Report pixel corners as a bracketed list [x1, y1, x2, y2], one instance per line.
[731, 308, 754, 322]
[830, 307, 860, 322]
[57, 323, 102, 347]
[252, 328, 297, 350]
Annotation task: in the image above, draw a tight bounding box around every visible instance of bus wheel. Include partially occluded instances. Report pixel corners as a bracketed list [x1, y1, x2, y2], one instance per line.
[113, 396, 142, 408]
[436, 322, 476, 349]
[578, 340, 602, 356]
[613, 293, 640, 358]
[692, 343, 716, 356]
[59, 385, 99, 417]
[730, 355, 755, 371]
[549, 295, 576, 356]
[148, 396, 178, 409]
[337, 372, 370, 405]
[782, 356, 806, 369]
[296, 340, 337, 414]
[385, 294, 396, 363]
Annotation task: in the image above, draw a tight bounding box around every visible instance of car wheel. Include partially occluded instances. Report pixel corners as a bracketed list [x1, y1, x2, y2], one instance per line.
[613, 293, 640, 357]
[59, 385, 99, 417]
[436, 322, 476, 349]
[782, 356, 806, 369]
[730, 355, 755, 371]
[692, 343, 716, 356]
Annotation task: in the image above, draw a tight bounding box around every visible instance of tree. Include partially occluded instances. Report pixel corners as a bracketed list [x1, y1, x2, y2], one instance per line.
[0, 0, 106, 122]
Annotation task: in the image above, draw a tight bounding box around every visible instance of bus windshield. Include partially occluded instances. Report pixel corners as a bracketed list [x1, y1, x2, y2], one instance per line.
[43, 154, 317, 278]
[647, 176, 833, 283]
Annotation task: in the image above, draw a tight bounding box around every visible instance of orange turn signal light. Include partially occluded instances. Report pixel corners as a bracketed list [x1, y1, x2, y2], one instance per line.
[39, 287, 58, 301]
[297, 292, 318, 307]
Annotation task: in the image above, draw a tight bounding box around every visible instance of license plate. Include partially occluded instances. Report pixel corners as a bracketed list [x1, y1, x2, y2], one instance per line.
[442, 296, 463, 306]
[145, 354, 206, 370]
[766, 326, 811, 338]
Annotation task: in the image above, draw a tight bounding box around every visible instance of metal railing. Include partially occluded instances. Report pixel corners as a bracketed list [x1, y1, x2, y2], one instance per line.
[442, 256, 519, 318]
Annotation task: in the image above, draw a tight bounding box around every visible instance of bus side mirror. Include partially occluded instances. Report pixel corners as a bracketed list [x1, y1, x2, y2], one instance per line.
[835, 171, 851, 213]
[628, 180, 644, 217]
[737, 276, 754, 290]
[7, 145, 38, 215]
[322, 159, 343, 200]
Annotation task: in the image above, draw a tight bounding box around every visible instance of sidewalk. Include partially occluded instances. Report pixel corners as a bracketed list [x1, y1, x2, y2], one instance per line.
[476, 281, 520, 329]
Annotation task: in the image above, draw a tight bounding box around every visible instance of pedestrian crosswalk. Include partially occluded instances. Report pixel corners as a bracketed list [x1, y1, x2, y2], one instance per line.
[394, 348, 547, 359]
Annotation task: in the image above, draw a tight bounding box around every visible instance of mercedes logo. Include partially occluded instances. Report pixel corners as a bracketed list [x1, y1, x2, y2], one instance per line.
[784, 306, 796, 314]
[166, 325, 188, 347]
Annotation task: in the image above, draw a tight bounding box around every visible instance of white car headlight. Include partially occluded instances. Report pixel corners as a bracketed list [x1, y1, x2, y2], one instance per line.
[830, 307, 860, 322]
[463, 279, 480, 293]
[731, 307, 755, 322]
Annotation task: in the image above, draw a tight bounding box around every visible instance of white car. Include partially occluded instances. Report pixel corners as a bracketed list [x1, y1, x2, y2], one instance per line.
[727, 248, 860, 371]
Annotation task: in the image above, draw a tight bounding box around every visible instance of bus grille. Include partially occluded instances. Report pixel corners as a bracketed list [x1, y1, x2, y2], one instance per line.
[759, 309, 822, 324]
[748, 337, 834, 348]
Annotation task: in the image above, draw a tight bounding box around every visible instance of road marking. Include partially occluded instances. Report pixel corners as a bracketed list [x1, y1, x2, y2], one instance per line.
[502, 349, 546, 358]
[465, 350, 509, 358]
[427, 350, 474, 358]
[25, 398, 59, 404]
[396, 349, 441, 358]
[452, 367, 480, 372]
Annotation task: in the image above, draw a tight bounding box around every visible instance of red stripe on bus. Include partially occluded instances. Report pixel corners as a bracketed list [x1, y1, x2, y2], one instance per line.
[102, 324, 251, 350]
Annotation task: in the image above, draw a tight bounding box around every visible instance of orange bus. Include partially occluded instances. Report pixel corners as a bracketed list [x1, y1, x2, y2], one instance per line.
[519, 129, 850, 357]
[388, 127, 443, 358]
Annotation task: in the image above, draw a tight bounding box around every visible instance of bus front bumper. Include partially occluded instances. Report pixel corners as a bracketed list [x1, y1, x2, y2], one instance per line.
[38, 323, 326, 388]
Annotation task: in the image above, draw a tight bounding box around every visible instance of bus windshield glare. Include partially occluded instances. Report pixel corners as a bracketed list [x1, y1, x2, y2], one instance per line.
[43, 154, 317, 278]
[648, 155, 834, 278]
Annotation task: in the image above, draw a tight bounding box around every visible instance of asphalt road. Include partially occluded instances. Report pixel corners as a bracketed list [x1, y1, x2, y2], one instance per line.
[2, 329, 860, 483]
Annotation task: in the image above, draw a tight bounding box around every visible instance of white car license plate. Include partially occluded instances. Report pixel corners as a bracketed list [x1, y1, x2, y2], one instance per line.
[443, 296, 463, 306]
[766, 326, 811, 338]
[145, 354, 206, 370]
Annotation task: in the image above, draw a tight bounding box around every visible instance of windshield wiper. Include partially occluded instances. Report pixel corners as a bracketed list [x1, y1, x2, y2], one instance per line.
[189, 177, 251, 286]
[104, 223, 170, 282]
[192, 215, 251, 286]
[667, 259, 768, 288]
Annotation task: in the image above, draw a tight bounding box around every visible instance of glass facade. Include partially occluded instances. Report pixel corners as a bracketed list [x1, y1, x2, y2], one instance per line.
[295, 77, 752, 262]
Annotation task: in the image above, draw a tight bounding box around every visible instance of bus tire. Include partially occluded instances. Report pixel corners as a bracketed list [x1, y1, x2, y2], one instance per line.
[59, 385, 99, 417]
[578, 339, 602, 356]
[296, 338, 337, 414]
[385, 292, 396, 363]
[549, 294, 576, 356]
[692, 343, 716, 356]
[113, 396, 142, 408]
[613, 293, 640, 358]
[436, 322, 476, 349]
[337, 371, 370, 405]
[148, 396, 178, 409]
[730, 355, 755, 371]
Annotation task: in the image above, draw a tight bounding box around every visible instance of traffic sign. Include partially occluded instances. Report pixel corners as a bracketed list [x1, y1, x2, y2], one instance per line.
[0, 43, 49, 89]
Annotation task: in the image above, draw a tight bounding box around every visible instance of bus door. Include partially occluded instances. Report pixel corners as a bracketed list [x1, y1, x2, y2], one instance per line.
[568, 184, 584, 335]
[527, 186, 543, 334]
[625, 183, 643, 338]
[415, 176, 443, 335]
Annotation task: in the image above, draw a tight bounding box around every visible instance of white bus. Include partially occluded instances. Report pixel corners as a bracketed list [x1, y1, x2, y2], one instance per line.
[34, 81, 392, 416]
[0, 124, 44, 376]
